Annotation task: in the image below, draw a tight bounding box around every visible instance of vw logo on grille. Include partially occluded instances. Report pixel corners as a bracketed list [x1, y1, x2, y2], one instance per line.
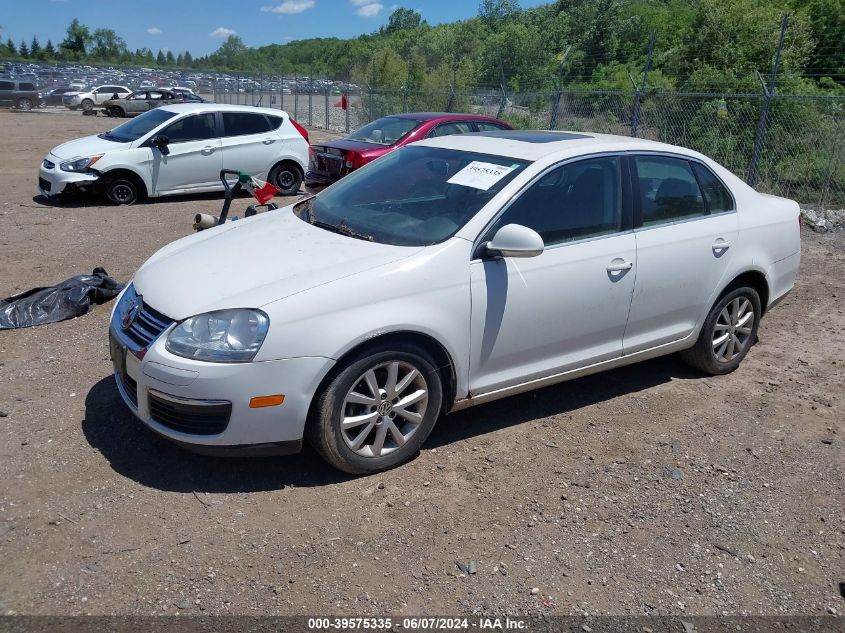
[121, 297, 142, 330]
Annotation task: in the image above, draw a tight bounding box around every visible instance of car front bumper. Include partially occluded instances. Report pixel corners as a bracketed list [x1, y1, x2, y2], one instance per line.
[108, 297, 335, 454]
[37, 154, 100, 197]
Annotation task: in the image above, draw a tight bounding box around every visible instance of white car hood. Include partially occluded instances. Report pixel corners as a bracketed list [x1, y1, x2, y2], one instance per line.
[49, 134, 129, 160]
[132, 208, 422, 320]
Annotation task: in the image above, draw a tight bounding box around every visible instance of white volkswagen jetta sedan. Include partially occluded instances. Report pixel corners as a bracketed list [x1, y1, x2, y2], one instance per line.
[109, 131, 800, 474]
[38, 103, 310, 204]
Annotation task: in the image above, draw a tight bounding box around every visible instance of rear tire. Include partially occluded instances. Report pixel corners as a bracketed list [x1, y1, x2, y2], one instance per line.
[103, 175, 141, 205]
[16, 98, 33, 111]
[269, 162, 302, 195]
[680, 285, 761, 375]
[307, 344, 443, 474]
[81, 99, 94, 112]
[111, 106, 126, 118]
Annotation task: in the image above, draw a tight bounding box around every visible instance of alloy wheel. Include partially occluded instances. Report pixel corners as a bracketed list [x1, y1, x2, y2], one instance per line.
[712, 296, 754, 362]
[340, 361, 428, 458]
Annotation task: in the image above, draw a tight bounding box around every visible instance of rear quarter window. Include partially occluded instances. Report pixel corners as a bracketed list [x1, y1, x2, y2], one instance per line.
[19, 82, 36, 91]
[266, 115, 284, 130]
[222, 112, 273, 136]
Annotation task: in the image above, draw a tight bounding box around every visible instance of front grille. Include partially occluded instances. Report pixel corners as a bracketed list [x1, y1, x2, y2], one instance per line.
[124, 303, 174, 349]
[121, 373, 138, 407]
[148, 392, 231, 435]
[38, 177, 51, 192]
[42, 159, 55, 170]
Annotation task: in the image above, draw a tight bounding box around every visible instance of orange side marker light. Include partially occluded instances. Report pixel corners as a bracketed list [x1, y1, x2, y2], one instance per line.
[249, 395, 285, 408]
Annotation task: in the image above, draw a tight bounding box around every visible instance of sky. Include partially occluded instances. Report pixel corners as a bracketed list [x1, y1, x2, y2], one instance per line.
[1, 0, 550, 57]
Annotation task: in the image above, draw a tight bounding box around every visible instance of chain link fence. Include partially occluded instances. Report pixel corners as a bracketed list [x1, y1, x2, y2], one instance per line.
[212, 75, 843, 209]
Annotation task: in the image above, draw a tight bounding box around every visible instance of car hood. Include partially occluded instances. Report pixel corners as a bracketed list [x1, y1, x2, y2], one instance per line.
[132, 207, 422, 320]
[49, 134, 129, 159]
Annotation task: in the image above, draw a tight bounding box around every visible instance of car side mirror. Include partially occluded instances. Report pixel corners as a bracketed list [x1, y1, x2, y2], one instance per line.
[483, 224, 544, 258]
[153, 134, 170, 155]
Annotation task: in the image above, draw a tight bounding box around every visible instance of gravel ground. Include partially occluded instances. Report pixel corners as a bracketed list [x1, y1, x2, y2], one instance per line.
[0, 109, 843, 618]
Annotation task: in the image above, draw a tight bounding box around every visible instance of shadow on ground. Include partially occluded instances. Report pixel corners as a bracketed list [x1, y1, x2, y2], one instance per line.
[83, 354, 701, 493]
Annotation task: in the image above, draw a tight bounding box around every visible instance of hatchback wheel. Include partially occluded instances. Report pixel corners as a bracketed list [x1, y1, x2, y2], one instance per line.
[681, 285, 761, 375]
[81, 99, 94, 112]
[308, 345, 443, 474]
[16, 98, 33, 111]
[104, 177, 140, 205]
[269, 162, 302, 195]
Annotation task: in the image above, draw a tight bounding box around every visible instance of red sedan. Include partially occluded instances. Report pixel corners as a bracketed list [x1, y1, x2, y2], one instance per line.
[304, 112, 513, 191]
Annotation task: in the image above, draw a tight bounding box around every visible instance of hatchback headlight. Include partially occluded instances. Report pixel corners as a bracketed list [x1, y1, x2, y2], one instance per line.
[60, 154, 103, 172]
[165, 309, 269, 363]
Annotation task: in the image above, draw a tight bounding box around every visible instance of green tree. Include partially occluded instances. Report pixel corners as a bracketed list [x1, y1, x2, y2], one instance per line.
[381, 8, 424, 34]
[6, 38, 16, 56]
[478, 0, 521, 29]
[30, 35, 41, 59]
[59, 18, 90, 58]
[176, 52, 184, 66]
[90, 28, 127, 60]
[18, 40, 28, 58]
[165, 50, 175, 65]
[183, 50, 193, 66]
[156, 49, 166, 65]
[44, 39, 56, 59]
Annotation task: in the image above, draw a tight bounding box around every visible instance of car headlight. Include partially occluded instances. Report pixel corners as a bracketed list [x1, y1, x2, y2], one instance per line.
[165, 309, 269, 363]
[60, 154, 103, 172]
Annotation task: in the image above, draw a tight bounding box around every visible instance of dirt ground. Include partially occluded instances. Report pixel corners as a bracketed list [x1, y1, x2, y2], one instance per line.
[0, 109, 842, 619]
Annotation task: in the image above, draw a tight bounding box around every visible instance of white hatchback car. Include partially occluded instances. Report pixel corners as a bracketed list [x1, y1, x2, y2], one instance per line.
[38, 103, 310, 204]
[109, 131, 800, 474]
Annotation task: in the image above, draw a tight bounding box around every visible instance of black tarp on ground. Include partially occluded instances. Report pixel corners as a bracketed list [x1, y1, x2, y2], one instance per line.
[0, 268, 124, 329]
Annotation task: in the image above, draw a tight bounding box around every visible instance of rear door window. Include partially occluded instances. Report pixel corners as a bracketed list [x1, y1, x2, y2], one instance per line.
[0, 81, 13, 91]
[633, 156, 705, 227]
[19, 82, 36, 91]
[222, 112, 272, 136]
[475, 121, 508, 132]
[429, 121, 474, 138]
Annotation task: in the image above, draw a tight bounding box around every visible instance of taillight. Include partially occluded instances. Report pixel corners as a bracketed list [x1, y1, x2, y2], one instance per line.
[289, 118, 309, 144]
[344, 151, 367, 170]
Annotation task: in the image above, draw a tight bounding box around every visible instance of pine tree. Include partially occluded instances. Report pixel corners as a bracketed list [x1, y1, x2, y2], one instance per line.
[176, 53, 184, 66]
[165, 50, 175, 65]
[18, 40, 29, 58]
[44, 39, 56, 59]
[156, 49, 166, 65]
[184, 50, 193, 66]
[6, 38, 16, 56]
[30, 35, 41, 58]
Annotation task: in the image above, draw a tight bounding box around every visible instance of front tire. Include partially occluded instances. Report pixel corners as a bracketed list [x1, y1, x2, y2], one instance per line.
[269, 162, 302, 195]
[16, 98, 33, 111]
[81, 99, 94, 112]
[103, 176, 140, 205]
[681, 285, 761, 375]
[307, 344, 443, 474]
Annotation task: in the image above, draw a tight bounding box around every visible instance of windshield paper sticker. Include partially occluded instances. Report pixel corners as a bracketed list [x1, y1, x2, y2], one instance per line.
[447, 161, 517, 190]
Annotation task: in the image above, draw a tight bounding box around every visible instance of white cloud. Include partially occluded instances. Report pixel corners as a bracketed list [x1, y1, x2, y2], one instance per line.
[356, 2, 383, 17]
[146, 27, 162, 35]
[210, 27, 237, 38]
[349, 0, 371, 4]
[261, 0, 315, 13]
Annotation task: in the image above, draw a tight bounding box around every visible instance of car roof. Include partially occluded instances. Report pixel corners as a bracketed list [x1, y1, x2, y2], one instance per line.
[157, 103, 288, 117]
[391, 112, 504, 122]
[413, 130, 700, 162]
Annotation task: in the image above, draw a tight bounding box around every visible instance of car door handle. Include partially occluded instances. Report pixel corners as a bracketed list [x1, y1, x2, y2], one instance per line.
[262, 138, 275, 145]
[606, 260, 633, 273]
[201, 146, 216, 155]
[712, 238, 731, 253]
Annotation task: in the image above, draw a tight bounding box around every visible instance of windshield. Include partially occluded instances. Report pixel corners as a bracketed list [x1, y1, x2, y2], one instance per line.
[346, 116, 421, 146]
[293, 146, 529, 247]
[100, 108, 178, 143]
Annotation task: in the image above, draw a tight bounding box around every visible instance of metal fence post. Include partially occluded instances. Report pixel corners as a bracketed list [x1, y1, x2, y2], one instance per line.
[294, 75, 299, 121]
[748, 13, 788, 188]
[549, 46, 571, 130]
[496, 60, 508, 120]
[308, 69, 314, 127]
[325, 80, 330, 130]
[346, 77, 351, 133]
[630, 31, 655, 137]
